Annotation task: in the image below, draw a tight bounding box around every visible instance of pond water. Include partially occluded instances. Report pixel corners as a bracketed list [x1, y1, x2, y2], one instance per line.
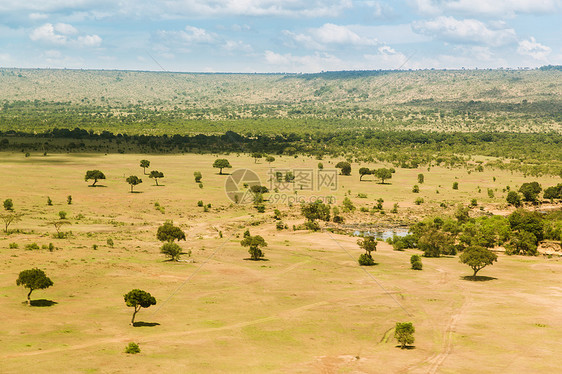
[353, 229, 409, 240]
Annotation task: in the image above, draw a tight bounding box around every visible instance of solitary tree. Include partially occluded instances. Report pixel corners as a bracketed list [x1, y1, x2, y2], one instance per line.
[194, 171, 202, 183]
[265, 156, 275, 164]
[459, 245, 498, 277]
[157, 220, 186, 243]
[374, 168, 393, 184]
[3, 198, 13, 211]
[126, 175, 142, 192]
[410, 255, 423, 270]
[240, 235, 268, 260]
[16, 268, 53, 305]
[251, 152, 263, 163]
[160, 242, 183, 261]
[85, 170, 106, 186]
[301, 200, 331, 222]
[124, 289, 156, 325]
[1, 212, 23, 233]
[359, 167, 372, 181]
[149, 170, 164, 186]
[140, 160, 150, 174]
[395, 322, 415, 349]
[357, 236, 377, 266]
[417, 174, 425, 184]
[213, 159, 232, 175]
[335, 161, 352, 176]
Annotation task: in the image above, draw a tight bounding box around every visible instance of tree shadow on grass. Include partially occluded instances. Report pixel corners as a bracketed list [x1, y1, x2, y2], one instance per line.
[461, 275, 497, 282]
[88, 185, 107, 188]
[129, 191, 143, 194]
[28, 299, 58, 307]
[133, 321, 160, 327]
[243, 258, 270, 261]
[395, 345, 416, 350]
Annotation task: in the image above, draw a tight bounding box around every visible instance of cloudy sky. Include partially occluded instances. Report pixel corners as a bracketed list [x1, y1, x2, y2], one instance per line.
[0, 0, 560, 72]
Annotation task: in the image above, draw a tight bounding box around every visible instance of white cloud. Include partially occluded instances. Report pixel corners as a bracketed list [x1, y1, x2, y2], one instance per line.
[284, 23, 379, 51]
[77, 34, 102, 47]
[223, 40, 253, 53]
[412, 0, 562, 17]
[157, 25, 217, 45]
[29, 23, 101, 47]
[412, 16, 517, 47]
[30, 23, 68, 44]
[29, 12, 48, 20]
[54, 23, 78, 35]
[517, 37, 552, 60]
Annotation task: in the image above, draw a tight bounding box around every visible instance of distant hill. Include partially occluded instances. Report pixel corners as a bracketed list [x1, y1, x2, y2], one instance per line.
[0, 68, 561, 134]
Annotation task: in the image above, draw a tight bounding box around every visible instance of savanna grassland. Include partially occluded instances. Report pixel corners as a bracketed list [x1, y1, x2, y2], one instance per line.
[1, 68, 562, 373]
[0, 152, 561, 373]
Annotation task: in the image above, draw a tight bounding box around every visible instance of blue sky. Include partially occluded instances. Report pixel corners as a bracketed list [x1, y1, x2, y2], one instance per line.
[0, 0, 561, 72]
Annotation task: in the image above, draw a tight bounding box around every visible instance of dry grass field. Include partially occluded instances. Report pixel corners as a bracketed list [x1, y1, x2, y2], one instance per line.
[1, 152, 561, 373]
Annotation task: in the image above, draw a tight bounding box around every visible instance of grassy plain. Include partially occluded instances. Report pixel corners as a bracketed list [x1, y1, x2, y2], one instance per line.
[1, 152, 561, 373]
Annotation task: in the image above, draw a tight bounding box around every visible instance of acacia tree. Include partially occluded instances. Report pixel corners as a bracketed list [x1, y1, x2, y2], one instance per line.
[335, 161, 351, 176]
[357, 236, 377, 266]
[395, 322, 415, 349]
[157, 220, 186, 260]
[16, 268, 53, 305]
[251, 152, 263, 163]
[240, 235, 268, 260]
[140, 160, 150, 174]
[126, 175, 142, 192]
[459, 246, 498, 277]
[359, 167, 372, 181]
[157, 220, 186, 243]
[124, 289, 156, 325]
[85, 170, 106, 186]
[265, 156, 275, 164]
[149, 170, 164, 186]
[374, 168, 393, 184]
[213, 159, 232, 175]
[1, 212, 23, 233]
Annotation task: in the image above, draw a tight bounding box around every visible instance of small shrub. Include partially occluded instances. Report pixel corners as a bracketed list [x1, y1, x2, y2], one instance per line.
[255, 204, 266, 213]
[410, 255, 423, 270]
[67, 195, 72, 205]
[59, 211, 67, 219]
[3, 199, 14, 211]
[357, 193, 367, 198]
[358, 253, 375, 266]
[92, 244, 98, 250]
[470, 199, 478, 207]
[197, 200, 204, 207]
[47, 197, 53, 206]
[9, 242, 19, 249]
[412, 185, 420, 193]
[199, 183, 203, 189]
[390, 203, 398, 213]
[276, 221, 285, 230]
[25, 243, 40, 250]
[125, 342, 140, 354]
[414, 197, 425, 205]
[453, 182, 459, 190]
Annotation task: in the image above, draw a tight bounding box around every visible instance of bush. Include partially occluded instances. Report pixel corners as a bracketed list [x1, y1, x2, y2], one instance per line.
[276, 221, 285, 230]
[333, 215, 344, 223]
[410, 255, 423, 270]
[3, 199, 14, 211]
[47, 197, 53, 206]
[412, 185, 420, 193]
[125, 342, 141, 354]
[470, 199, 478, 207]
[255, 204, 266, 213]
[304, 221, 321, 231]
[25, 243, 40, 250]
[453, 182, 459, 190]
[358, 253, 375, 266]
[9, 242, 18, 249]
[197, 200, 204, 207]
[59, 211, 67, 219]
[414, 197, 424, 205]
